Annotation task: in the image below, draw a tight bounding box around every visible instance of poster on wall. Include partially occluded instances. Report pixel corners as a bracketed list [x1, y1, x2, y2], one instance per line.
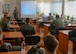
[5, 4, 10, 12]
[2, 4, 5, 13]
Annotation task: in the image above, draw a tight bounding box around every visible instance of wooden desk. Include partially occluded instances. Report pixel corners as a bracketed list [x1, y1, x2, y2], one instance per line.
[44, 24, 50, 36]
[0, 45, 62, 54]
[46, 20, 53, 23]
[3, 32, 24, 45]
[65, 23, 76, 29]
[0, 51, 22, 54]
[3, 32, 23, 38]
[36, 20, 52, 23]
[9, 24, 20, 31]
[0, 46, 31, 54]
[36, 20, 52, 33]
[58, 30, 71, 54]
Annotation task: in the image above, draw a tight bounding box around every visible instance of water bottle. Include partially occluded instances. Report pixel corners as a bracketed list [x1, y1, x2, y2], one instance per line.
[0, 27, 3, 46]
[21, 40, 25, 53]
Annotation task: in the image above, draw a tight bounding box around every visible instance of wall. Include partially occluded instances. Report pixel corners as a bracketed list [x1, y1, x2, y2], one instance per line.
[4, 0, 63, 16]
[4, 0, 20, 16]
[0, 0, 4, 18]
[4, 0, 45, 16]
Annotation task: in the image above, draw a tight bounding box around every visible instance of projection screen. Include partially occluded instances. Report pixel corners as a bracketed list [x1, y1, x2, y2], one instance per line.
[21, 0, 37, 18]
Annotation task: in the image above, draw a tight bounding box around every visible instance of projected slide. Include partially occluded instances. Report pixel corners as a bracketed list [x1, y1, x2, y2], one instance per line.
[21, 1, 36, 16]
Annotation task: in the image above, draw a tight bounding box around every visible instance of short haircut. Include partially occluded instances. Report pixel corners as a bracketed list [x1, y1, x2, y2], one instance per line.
[4, 12, 8, 14]
[26, 17, 30, 23]
[49, 13, 51, 15]
[44, 35, 58, 53]
[56, 14, 60, 19]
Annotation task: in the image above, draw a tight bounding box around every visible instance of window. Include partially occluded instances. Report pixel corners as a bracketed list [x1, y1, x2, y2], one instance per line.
[51, 2, 62, 15]
[65, 1, 76, 17]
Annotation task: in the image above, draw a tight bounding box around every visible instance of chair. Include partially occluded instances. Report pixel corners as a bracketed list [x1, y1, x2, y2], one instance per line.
[9, 28, 14, 31]
[3, 29, 10, 32]
[20, 27, 35, 37]
[25, 36, 40, 45]
[18, 22, 25, 26]
[16, 19, 23, 22]
[11, 36, 40, 51]
[69, 29, 76, 54]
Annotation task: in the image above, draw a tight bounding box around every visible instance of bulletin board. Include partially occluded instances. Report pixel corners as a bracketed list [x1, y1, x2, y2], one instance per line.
[0, 2, 2, 15]
[4, 4, 10, 12]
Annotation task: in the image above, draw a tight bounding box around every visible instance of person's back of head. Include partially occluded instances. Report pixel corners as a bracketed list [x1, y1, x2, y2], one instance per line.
[44, 34, 58, 54]
[56, 14, 60, 19]
[4, 12, 9, 18]
[49, 13, 51, 16]
[20, 18, 35, 36]
[26, 17, 30, 24]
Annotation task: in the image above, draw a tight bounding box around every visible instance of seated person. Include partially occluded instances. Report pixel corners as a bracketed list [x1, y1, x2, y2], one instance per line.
[27, 34, 58, 54]
[48, 13, 54, 20]
[2, 12, 10, 21]
[42, 15, 48, 21]
[0, 27, 21, 52]
[5, 17, 11, 27]
[43, 34, 58, 54]
[0, 18, 9, 31]
[49, 14, 65, 35]
[20, 18, 36, 37]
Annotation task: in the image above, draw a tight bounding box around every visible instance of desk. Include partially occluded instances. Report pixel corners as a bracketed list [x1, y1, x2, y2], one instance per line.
[3, 32, 24, 45]
[65, 23, 76, 29]
[36, 20, 52, 33]
[44, 24, 50, 36]
[9, 24, 20, 31]
[0, 46, 31, 54]
[58, 30, 71, 54]
[3, 32, 23, 38]
[0, 51, 24, 54]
